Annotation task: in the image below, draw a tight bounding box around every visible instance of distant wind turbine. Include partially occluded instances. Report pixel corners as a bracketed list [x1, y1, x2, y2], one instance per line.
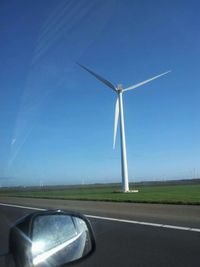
[78, 63, 171, 192]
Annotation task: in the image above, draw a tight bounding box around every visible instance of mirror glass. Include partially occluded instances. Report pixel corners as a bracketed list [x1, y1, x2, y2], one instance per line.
[31, 214, 92, 266]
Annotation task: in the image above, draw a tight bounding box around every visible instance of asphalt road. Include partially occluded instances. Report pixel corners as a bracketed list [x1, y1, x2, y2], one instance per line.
[0, 198, 200, 267]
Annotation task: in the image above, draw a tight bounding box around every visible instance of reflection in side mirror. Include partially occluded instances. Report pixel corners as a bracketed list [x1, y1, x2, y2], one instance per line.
[31, 214, 92, 266]
[9, 211, 95, 267]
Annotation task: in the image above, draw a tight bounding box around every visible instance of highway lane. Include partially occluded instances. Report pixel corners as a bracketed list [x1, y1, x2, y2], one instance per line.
[1, 197, 200, 228]
[0, 199, 200, 266]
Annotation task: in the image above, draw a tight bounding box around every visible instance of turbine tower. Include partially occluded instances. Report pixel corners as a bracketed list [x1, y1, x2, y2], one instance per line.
[78, 63, 170, 192]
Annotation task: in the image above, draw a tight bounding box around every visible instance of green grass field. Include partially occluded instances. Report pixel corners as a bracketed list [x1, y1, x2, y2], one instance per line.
[0, 183, 200, 205]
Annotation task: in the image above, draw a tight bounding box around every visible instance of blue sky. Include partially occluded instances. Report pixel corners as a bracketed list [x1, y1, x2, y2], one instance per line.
[0, 0, 200, 186]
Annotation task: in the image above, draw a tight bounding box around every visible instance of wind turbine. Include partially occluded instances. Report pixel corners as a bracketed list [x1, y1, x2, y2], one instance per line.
[78, 63, 170, 192]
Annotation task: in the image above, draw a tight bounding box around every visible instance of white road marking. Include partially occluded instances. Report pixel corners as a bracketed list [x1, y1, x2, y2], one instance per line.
[86, 214, 200, 232]
[0, 202, 200, 233]
[0, 203, 45, 211]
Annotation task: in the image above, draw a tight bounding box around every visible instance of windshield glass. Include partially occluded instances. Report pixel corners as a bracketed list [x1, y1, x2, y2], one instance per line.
[0, 2, 200, 267]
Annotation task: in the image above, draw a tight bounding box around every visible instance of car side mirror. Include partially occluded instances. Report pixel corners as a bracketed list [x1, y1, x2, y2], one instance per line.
[9, 210, 95, 267]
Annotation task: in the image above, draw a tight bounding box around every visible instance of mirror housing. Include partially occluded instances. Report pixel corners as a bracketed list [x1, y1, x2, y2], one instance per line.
[9, 210, 95, 267]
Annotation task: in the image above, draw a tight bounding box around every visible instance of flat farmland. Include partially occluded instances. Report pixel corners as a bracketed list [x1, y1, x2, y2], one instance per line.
[0, 183, 200, 205]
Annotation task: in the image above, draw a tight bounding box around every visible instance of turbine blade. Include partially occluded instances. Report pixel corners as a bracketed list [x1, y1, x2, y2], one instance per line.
[123, 70, 171, 92]
[113, 97, 119, 149]
[77, 62, 117, 92]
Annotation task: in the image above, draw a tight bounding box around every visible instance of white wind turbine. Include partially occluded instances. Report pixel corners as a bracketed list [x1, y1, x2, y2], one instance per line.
[78, 63, 170, 192]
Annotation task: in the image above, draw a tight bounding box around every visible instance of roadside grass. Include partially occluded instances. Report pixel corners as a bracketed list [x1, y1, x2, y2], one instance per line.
[0, 184, 200, 205]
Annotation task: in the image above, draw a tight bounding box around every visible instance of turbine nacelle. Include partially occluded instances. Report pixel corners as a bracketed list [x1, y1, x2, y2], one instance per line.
[116, 84, 123, 92]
